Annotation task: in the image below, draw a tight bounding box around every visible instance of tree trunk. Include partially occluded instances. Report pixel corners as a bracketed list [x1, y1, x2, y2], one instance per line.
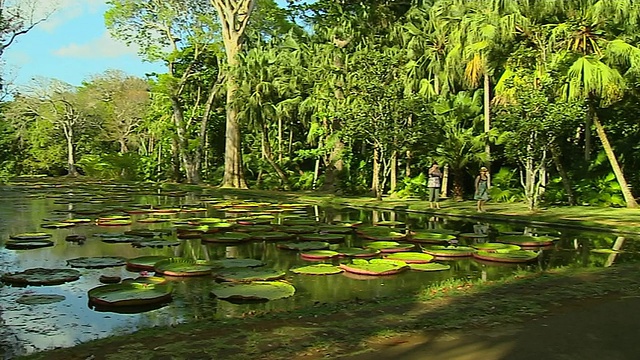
[66, 128, 77, 176]
[169, 96, 201, 184]
[372, 146, 381, 200]
[550, 142, 575, 205]
[390, 150, 397, 193]
[261, 123, 290, 190]
[483, 73, 491, 187]
[453, 168, 464, 201]
[585, 109, 592, 161]
[441, 164, 449, 198]
[593, 115, 637, 208]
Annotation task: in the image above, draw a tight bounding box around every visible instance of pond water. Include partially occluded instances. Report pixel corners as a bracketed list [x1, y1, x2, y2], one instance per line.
[1, 181, 639, 359]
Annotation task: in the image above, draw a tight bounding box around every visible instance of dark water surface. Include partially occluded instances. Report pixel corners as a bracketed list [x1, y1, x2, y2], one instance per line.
[1, 182, 638, 358]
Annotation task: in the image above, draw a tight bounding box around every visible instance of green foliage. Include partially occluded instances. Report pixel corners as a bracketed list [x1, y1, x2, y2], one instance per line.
[393, 173, 428, 199]
[77, 153, 142, 181]
[574, 172, 626, 207]
[488, 167, 523, 203]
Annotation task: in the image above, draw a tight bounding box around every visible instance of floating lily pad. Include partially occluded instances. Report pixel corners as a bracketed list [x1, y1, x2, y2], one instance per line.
[125, 230, 165, 238]
[208, 258, 265, 268]
[422, 245, 476, 257]
[356, 227, 406, 241]
[291, 264, 343, 275]
[472, 243, 522, 253]
[384, 252, 434, 263]
[277, 241, 330, 251]
[365, 241, 415, 253]
[409, 231, 456, 244]
[234, 224, 273, 233]
[67, 256, 127, 269]
[9, 233, 52, 240]
[281, 219, 318, 226]
[459, 233, 489, 239]
[65, 234, 86, 243]
[335, 247, 381, 257]
[5, 239, 54, 250]
[1, 268, 81, 285]
[279, 225, 318, 234]
[40, 222, 75, 229]
[496, 235, 558, 247]
[101, 236, 143, 244]
[590, 248, 624, 254]
[137, 218, 170, 223]
[298, 233, 346, 242]
[317, 225, 353, 234]
[97, 219, 132, 226]
[202, 232, 252, 243]
[88, 277, 172, 307]
[300, 250, 340, 260]
[234, 217, 273, 225]
[473, 250, 540, 263]
[62, 218, 92, 224]
[409, 263, 451, 272]
[126, 256, 171, 271]
[210, 281, 296, 301]
[154, 258, 214, 277]
[131, 239, 180, 248]
[375, 220, 405, 227]
[215, 268, 286, 282]
[249, 231, 294, 241]
[16, 294, 66, 305]
[339, 259, 409, 276]
[188, 217, 224, 225]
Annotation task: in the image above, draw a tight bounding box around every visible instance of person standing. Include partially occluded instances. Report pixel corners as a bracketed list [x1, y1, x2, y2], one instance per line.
[474, 166, 490, 212]
[427, 162, 443, 209]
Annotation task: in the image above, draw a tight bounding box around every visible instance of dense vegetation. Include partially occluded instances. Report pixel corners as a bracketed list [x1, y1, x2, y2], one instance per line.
[2, 0, 640, 209]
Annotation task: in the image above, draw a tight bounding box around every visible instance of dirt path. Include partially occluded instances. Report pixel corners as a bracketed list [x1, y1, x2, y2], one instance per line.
[341, 295, 640, 360]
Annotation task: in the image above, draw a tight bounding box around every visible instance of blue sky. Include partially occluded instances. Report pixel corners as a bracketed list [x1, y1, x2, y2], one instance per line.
[4, 0, 165, 88]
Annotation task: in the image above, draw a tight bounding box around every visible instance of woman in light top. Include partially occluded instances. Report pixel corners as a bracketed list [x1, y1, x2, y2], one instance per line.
[474, 166, 490, 212]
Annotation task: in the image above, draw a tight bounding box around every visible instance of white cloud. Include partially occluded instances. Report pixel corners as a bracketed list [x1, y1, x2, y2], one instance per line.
[31, 0, 107, 32]
[53, 31, 140, 59]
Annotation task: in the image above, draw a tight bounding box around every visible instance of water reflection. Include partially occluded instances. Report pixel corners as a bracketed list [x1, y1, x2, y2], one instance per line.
[1, 184, 640, 358]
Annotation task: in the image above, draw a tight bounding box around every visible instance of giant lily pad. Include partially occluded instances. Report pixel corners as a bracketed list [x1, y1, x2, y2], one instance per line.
[375, 220, 405, 227]
[422, 245, 476, 257]
[131, 239, 180, 248]
[101, 235, 144, 244]
[234, 224, 273, 233]
[202, 232, 252, 243]
[9, 233, 52, 240]
[298, 233, 346, 243]
[137, 217, 170, 224]
[97, 219, 132, 226]
[384, 252, 434, 264]
[62, 218, 92, 224]
[317, 225, 354, 234]
[210, 281, 296, 301]
[496, 235, 558, 247]
[1, 268, 81, 286]
[40, 222, 75, 229]
[473, 250, 540, 263]
[300, 250, 340, 260]
[409, 231, 456, 244]
[154, 258, 214, 277]
[5, 239, 54, 250]
[67, 256, 127, 269]
[215, 268, 286, 282]
[472, 243, 522, 253]
[249, 231, 294, 241]
[291, 264, 343, 275]
[16, 294, 66, 305]
[208, 258, 265, 268]
[356, 227, 406, 241]
[125, 230, 165, 238]
[365, 241, 415, 253]
[126, 256, 170, 271]
[277, 241, 330, 251]
[335, 247, 381, 257]
[459, 233, 489, 239]
[409, 263, 451, 272]
[282, 219, 317, 226]
[339, 259, 409, 276]
[88, 277, 172, 307]
[279, 225, 318, 234]
[590, 248, 623, 254]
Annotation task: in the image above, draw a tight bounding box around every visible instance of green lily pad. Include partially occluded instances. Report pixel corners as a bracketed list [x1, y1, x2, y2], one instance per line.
[97, 219, 133, 226]
[365, 241, 415, 253]
[62, 218, 92, 224]
[126, 256, 171, 271]
[279, 225, 318, 234]
[202, 232, 252, 243]
[473, 250, 540, 263]
[277, 241, 330, 251]
[125, 230, 165, 238]
[409, 263, 452, 272]
[67, 256, 127, 269]
[9, 233, 52, 240]
[298, 233, 346, 242]
[422, 245, 476, 257]
[210, 281, 296, 301]
[154, 258, 214, 277]
[188, 217, 224, 225]
[291, 264, 343, 275]
[375, 220, 405, 227]
[281, 219, 318, 226]
[249, 231, 294, 241]
[101, 236, 143, 244]
[16, 294, 66, 305]
[300, 250, 340, 260]
[472, 243, 522, 253]
[234, 217, 273, 225]
[1, 268, 81, 286]
[215, 268, 286, 282]
[459, 233, 489, 239]
[335, 247, 381, 257]
[409, 231, 456, 243]
[384, 252, 434, 263]
[234, 224, 273, 233]
[208, 259, 265, 268]
[590, 248, 624, 254]
[5, 239, 54, 250]
[496, 235, 558, 247]
[317, 225, 354, 234]
[132, 240, 180, 248]
[356, 227, 406, 241]
[137, 218, 170, 223]
[339, 259, 409, 276]
[40, 222, 76, 229]
[88, 277, 172, 307]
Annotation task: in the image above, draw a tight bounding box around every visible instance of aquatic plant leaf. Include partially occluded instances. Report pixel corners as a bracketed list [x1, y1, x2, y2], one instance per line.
[126, 256, 171, 271]
[67, 256, 127, 269]
[9, 233, 52, 240]
[496, 235, 558, 247]
[5, 239, 54, 249]
[409, 263, 451, 272]
[300, 250, 340, 259]
[208, 258, 265, 268]
[339, 259, 409, 276]
[384, 252, 434, 263]
[40, 222, 75, 229]
[132, 240, 180, 248]
[365, 241, 415, 252]
[249, 231, 294, 241]
[473, 250, 540, 263]
[154, 258, 214, 276]
[290, 264, 343, 275]
[422, 245, 476, 257]
[590, 248, 623, 254]
[472, 243, 521, 253]
[409, 231, 456, 243]
[210, 281, 296, 301]
[277, 242, 330, 251]
[16, 294, 66, 305]
[1, 268, 81, 285]
[335, 247, 380, 257]
[356, 227, 406, 241]
[88, 277, 172, 307]
[215, 268, 286, 282]
[279, 225, 318, 234]
[202, 232, 252, 243]
[298, 233, 346, 242]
